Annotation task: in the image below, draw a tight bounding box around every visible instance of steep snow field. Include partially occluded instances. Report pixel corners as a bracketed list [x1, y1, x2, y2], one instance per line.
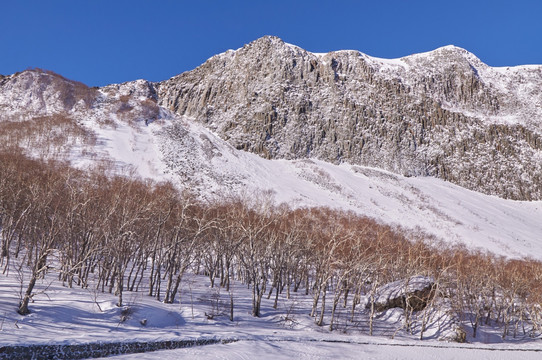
[85, 113, 542, 260]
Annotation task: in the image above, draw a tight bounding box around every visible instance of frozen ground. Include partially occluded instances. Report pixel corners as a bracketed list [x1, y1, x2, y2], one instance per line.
[1, 267, 541, 359]
[111, 340, 542, 360]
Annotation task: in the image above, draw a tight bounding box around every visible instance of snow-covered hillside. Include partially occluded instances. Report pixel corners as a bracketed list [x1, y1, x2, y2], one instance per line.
[154, 117, 542, 260]
[2, 41, 542, 358]
[1, 67, 541, 261]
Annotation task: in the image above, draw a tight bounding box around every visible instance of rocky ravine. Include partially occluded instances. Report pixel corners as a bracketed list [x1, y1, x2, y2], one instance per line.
[157, 36, 542, 200]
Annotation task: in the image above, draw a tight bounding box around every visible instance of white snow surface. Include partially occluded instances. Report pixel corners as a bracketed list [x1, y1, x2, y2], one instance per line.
[1, 268, 541, 359]
[111, 340, 542, 360]
[49, 98, 542, 261]
[89, 112, 542, 261]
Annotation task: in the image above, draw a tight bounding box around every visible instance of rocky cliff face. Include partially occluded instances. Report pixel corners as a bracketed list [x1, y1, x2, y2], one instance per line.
[157, 36, 542, 200]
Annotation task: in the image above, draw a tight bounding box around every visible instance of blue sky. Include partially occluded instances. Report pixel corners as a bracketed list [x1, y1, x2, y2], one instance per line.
[2, 0, 541, 87]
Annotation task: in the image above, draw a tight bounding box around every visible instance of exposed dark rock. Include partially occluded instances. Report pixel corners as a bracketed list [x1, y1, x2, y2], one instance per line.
[0, 338, 236, 360]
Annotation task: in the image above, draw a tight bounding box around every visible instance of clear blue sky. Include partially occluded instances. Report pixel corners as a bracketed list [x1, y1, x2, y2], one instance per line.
[2, 0, 541, 87]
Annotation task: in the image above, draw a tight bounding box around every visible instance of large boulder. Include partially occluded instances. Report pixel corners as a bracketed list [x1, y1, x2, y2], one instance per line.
[367, 275, 435, 312]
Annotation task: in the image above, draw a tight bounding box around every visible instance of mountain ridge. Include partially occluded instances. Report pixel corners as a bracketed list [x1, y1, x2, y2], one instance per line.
[156, 36, 542, 200]
[2, 37, 542, 200]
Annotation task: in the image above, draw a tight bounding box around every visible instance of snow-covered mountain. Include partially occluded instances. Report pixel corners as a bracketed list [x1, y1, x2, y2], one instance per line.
[1, 37, 542, 260]
[159, 36, 542, 201]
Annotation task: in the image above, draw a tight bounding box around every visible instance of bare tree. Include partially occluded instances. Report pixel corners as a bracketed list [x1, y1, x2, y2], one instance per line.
[16, 162, 68, 315]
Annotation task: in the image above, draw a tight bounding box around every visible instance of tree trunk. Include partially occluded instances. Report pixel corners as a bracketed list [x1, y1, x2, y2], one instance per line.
[229, 290, 234, 321]
[116, 264, 124, 307]
[18, 274, 37, 315]
[317, 283, 327, 326]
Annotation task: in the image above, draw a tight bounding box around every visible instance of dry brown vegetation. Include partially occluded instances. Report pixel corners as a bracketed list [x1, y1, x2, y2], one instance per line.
[0, 114, 97, 160]
[26, 68, 98, 110]
[0, 151, 541, 340]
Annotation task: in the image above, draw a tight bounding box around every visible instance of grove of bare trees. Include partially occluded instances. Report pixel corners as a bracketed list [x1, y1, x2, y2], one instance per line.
[1, 148, 542, 340]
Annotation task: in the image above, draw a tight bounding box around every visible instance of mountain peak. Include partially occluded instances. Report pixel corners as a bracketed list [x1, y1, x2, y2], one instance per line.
[157, 36, 542, 201]
[434, 45, 481, 61]
[238, 35, 306, 58]
[436, 44, 468, 52]
[406, 44, 485, 67]
[249, 35, 285, 45]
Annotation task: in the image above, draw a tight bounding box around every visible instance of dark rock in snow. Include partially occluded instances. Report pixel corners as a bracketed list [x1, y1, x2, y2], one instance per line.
[367, 275, 435, 312]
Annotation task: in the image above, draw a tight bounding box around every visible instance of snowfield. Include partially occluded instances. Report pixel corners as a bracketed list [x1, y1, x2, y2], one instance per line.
[1, 267, 542, 359]
[84, 112, 542, 261]
[111, 341, 542, 360]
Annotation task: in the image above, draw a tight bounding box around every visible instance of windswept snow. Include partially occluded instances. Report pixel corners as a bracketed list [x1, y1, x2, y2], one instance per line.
[80, 115, 173, 182]
[1, 269, 540, 359]
[65, 108, 542, 260]
[130, 117, 542, 260]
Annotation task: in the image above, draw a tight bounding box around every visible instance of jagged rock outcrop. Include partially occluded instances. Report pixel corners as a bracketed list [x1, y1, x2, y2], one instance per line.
[2, 38, 542, 200]
[157, 36, 542, 200]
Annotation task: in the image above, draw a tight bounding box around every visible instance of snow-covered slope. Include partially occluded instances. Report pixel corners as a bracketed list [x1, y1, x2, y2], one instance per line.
[2, 264, 541, 358]
[133, 116, 542, 260]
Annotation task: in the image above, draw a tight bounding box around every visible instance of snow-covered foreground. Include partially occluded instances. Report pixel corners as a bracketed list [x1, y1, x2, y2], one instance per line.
[1, 267, 541, 359]
[112, 340, 542, 360]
